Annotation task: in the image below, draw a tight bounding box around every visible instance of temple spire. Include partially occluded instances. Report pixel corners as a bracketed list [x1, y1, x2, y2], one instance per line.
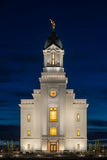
[50, 19, 55, 31]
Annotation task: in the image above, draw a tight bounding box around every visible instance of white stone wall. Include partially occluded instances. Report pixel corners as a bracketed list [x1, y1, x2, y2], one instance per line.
[21, 139, 41, 151]
[65, 139, 87, 151]
[65, 90, 88, 151]
[19, 90, 41, 151]
[20, 105, 35, 139]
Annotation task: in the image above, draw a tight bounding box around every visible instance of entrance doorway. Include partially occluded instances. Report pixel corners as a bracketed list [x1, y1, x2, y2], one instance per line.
[47, 141, 59, 152]
[50, 143, 57, 152]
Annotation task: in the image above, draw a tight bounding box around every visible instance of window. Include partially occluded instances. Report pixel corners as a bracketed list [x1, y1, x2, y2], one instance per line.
[77, 129, 80, 136]
[27, 114, 31, 122]
[28, 144, 30, 150]
[77, 113, 80, 122]
[77, 144, 80, 150]
[50, 107, 57, 121]
[50, 90, 57, 97]
[27, 129, 31, 136]
[51, 51, 55, 66]
[50, 127, 57, 135]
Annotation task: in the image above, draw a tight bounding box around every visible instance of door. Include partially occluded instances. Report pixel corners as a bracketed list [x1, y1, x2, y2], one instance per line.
[50, 143, 57, 152]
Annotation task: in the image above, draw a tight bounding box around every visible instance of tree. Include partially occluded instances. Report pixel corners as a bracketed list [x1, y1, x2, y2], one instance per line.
[89, 144, 93, 154]
[7, 141, 9, 152]
[10, 140, 13, 152]
[97, 139, 101, 153]
[95, 141, 97, 152]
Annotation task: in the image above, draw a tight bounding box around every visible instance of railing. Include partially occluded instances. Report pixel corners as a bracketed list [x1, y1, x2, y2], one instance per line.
[21, 99, 34, 104]
[73, 99, 86, 104]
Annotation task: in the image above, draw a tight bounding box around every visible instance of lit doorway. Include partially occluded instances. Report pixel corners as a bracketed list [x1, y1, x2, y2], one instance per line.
[47, 141, 59, 152]
[50, 143, 57, 152]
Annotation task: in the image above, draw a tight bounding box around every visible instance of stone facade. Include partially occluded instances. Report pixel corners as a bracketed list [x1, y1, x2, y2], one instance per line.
[19, 30, 89, 152]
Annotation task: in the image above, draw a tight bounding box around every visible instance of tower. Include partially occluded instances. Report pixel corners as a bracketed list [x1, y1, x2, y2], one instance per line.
[19, 20, 89, 152]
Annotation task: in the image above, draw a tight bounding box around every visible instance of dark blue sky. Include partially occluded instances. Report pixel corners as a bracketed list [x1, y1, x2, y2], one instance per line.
[0, 0, 107, 141]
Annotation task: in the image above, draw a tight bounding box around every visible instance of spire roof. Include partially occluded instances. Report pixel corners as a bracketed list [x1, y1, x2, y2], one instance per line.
[43, 30, 64, 50]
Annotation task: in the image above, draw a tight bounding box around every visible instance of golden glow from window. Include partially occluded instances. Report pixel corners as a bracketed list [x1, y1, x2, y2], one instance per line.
[50, 127, 57, 135]
[77, 129, 80, 136]
[28, 144, 30, 150]
[27, 114, 31, 122]
[50, 90, 57, 97]
[27, 129, 31, 136]
[77, 144, 80, 150]
[50, 107, 57, 121]
[77, 113, 80, 121]
[51, 51, 55, 66]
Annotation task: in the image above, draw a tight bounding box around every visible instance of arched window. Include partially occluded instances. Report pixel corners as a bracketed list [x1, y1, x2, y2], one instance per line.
[51, 51, 55, 66]
[50, 127, 57, 135]
[77, 144, 80, 150]
[27, 114, 31, 122]
[28, 144, 30, 150]
[50, 107, 57, 121]
[77, 113, 80, 122]
[27, 129, 31, 136]
[77, 129, 80, 136]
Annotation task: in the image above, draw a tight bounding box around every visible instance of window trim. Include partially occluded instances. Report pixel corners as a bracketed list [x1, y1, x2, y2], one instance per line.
[51, 51, 55, 66]
[27, 114, 31, 122]
[77, 129, 80, 136]
[50, 127, 57, 136]
[77, 113, 80, 122]
[50, 107, 57, 121]
[77, 144, 80, 150]
[27, 129, 31, 136]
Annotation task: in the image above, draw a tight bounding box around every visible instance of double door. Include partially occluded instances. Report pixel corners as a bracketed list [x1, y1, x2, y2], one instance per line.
[50, 143, 57, 152]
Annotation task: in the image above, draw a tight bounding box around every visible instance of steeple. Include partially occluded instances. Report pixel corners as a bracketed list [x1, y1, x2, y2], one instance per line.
[43, 20, 64, 72]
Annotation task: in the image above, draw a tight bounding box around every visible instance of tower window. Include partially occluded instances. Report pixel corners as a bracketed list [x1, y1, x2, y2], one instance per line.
[50, 127, 57, 135]
[50, 107, 57, 121]
[77, 129, 80, 136]
[77, 113, 80, 122]
[27, 129, 31, 136]
[51, 51, 55, 66]
[77, 144, 80, 150]
[27, 114, 31, 122]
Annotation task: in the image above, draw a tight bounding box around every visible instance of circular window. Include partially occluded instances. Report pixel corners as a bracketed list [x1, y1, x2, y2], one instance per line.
[50, 90, 57, 97]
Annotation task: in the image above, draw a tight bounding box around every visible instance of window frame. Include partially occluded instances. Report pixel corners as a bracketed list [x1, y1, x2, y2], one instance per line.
[27, 129, 31, 136]
[51, 51, 55, 66]
[50, 127, 57, 136]
[28, 144, 30, 150]
[50, 107, 57, 121]
[77, 113, 80, 122]
[77, 129, 80, 136]
[77, 144, 80, 150]
[27, 114, 31, 122]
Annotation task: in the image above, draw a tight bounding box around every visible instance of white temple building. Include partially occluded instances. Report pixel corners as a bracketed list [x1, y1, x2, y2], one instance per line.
[19, 21, 89, 152]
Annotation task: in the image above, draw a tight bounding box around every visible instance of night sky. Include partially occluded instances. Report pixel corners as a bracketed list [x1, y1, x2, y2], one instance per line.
[0, 0, 107, 143]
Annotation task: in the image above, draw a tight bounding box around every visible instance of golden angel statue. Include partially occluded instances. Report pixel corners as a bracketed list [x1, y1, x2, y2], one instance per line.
[50, 19, 55, 30]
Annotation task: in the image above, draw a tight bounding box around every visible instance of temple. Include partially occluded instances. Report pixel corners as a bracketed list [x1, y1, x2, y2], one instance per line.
[19, 21, 89, 152]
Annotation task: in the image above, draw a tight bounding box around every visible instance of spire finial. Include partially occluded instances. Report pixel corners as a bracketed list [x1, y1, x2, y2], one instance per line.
[50, 19, 55, 31]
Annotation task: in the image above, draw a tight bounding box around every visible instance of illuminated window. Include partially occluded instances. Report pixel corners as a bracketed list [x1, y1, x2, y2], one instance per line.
[28, 144, 30, 150]
[50, 127, 57, 135]
[27, 114, 31, 122]
[50, 90, 57, 97]
[77, 144, 80, 150]
[77, 129, 80, 136]
[50, 107, 57, 121]
[77, 113, 80, 122]
[27, 129, 31, 136]
[51, 51, 55, 66]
